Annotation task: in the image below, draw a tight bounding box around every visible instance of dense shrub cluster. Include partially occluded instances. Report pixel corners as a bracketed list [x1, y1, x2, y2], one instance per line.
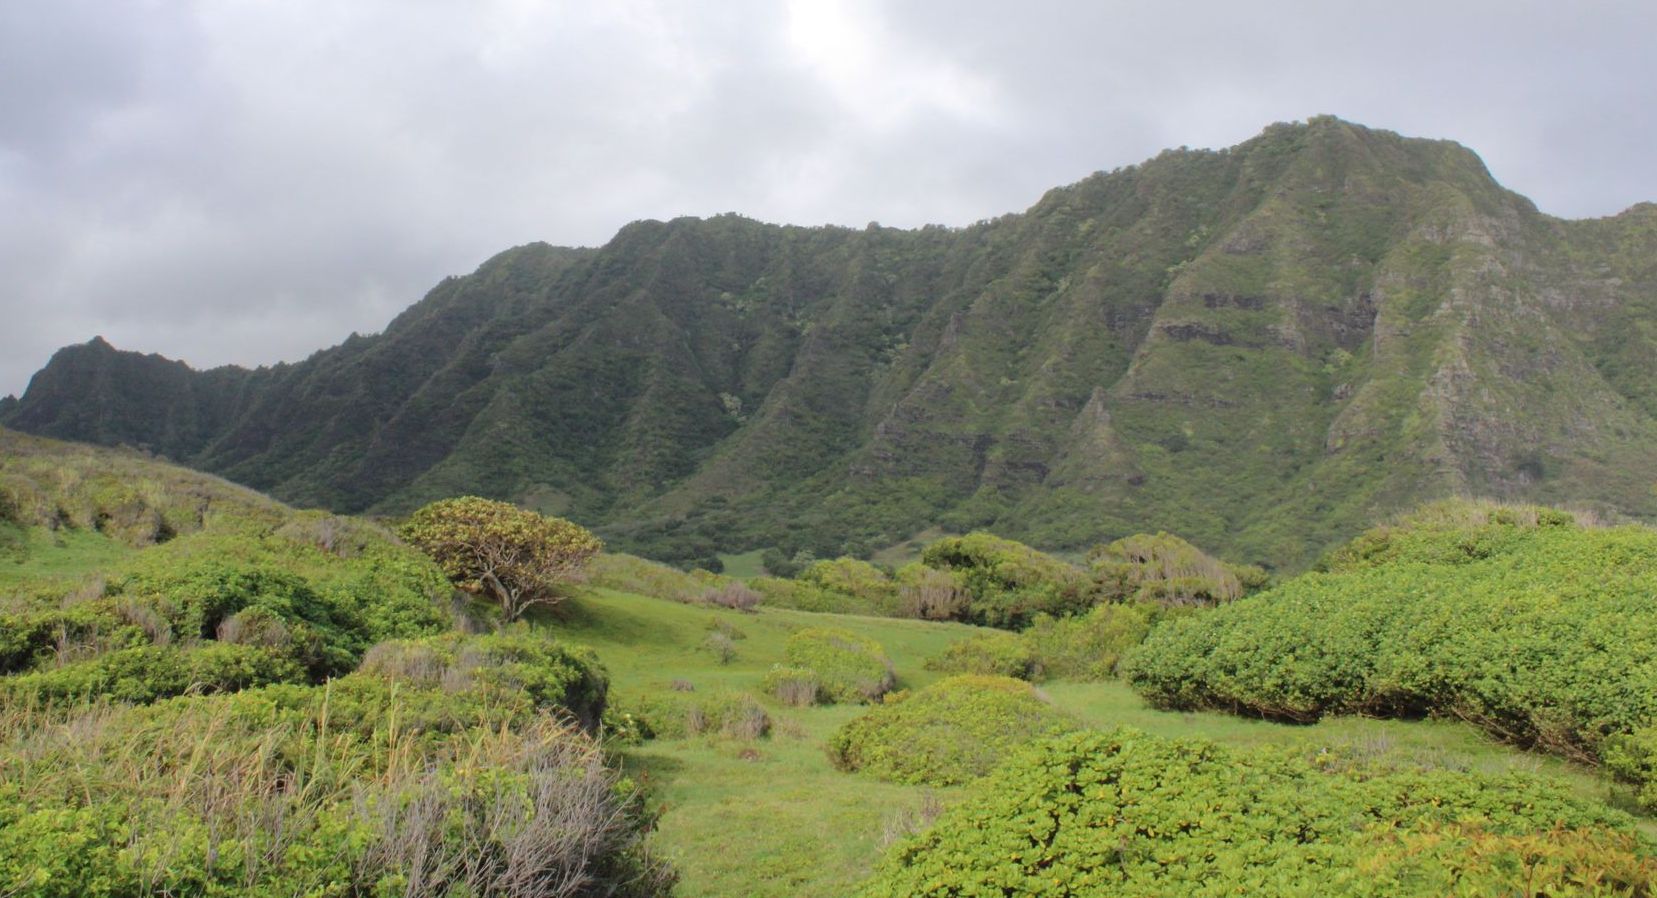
[782, 627, 894, 703]
[920, 532, 1089, 628]
[1122, 506, 1657, 808]
[923, 631, 1036, 679]
[927, 603, 1174, 682]
[0, 669, 671, 898]
[626, 689, 771, 740]
[357, 628, 610, 729]
[827, 675, 1075, 785]
[762, 665, 823, 706]
[860, 728, 1655, 897]
[1089, 531, 1267, 605]
[0, 526, 450, 707]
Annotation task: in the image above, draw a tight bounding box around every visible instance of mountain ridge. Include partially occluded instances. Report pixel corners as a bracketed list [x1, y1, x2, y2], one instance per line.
[9, 116, 1657, 568]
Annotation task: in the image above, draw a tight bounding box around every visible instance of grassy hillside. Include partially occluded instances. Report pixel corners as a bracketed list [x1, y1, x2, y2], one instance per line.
[10, 117, 1657, 570]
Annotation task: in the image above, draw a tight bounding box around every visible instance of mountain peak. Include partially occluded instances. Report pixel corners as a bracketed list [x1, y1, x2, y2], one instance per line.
[5, 119, 1655, 568]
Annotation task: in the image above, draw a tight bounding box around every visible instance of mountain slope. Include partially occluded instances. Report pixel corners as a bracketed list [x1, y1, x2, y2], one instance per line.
[8, 117, 1657, 568]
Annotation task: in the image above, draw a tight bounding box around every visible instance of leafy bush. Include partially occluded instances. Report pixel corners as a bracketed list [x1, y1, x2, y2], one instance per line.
[628, 690, 771, 740]
[3, 643, 305, 706]
[1021, 601, 1172, 680]
[782, 627, 894, 703]
[860, 728, 1653, 897]
[0, 680, 671, 898]
[924, 631, 1036, 679]
[357, 629, 609, 729]
[400, 496, 602, 620]
[1089, 531, 1264, 605]
[827, 675, 1075, 785]
[894, 563, 968, 620]
[1604, 725, 1657, 811]
[748, 575, 888, 616]
[1122, 507, 1657, 808]
[919, 532, 1087, 628]
[762, 665, 822, 707]
[798, 558, 899, 608]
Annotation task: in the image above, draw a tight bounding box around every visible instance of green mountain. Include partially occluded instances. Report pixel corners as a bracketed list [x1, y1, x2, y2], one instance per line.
[8, 117, 1657, 568]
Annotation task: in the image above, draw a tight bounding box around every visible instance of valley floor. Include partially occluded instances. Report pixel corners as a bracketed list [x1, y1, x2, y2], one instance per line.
[543, 588, 1648, 898]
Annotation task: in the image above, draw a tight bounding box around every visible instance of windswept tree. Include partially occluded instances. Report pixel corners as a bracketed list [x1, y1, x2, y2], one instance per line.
[401, 497, 602, 620]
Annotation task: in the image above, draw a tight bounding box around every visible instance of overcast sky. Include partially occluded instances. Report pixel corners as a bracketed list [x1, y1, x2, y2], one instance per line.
[3, 1, 1654, 397]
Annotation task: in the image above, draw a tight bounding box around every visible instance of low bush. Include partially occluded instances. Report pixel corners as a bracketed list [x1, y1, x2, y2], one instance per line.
[748, 576, 889, 616]
[701, 581, 762, 612]
[1021, 601, 1171, 680]
[782, 627, 894, 703]
[357, 629, 609, 729]
[894, 563, 968, 620]
[924, 631, 1036, 679]
[1122, 505, 1657, 809]
[919, 532, 1088, 628]
[762, 665, 823, 707]
[827, 675, 1075, 786]
[629, 690, 771, 740]
[701, 631, 738, 664]
[798, 558, 899, 609]
[1089, 531, 1265, 605]
[3, 643, 306, 706]
[0, 681, 672, 898]
[860, 728, 1654, 897]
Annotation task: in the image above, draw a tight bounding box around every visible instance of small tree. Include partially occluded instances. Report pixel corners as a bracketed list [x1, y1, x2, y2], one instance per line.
[401, 497, 602, 621]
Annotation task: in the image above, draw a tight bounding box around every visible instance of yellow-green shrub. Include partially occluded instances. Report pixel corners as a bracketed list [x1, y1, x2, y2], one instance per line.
[827, 675, 1075, 785]
[782, 627, 894, 703]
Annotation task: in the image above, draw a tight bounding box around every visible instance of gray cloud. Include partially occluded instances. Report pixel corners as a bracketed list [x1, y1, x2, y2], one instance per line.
[4, 0, 1655, 396]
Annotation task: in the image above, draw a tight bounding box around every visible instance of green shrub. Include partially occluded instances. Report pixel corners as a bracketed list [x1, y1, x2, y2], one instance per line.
[749, 575, 888, 615]
[357, 628, 609, 729]
[827, 675, 1075, 785]
[894, 563, 968, 620]
[799, 557, 899, 608]
[629, 690, 771, 740]
[1089, 531, 1263, 605]
[1604, 725, 1657, 811]
[1122, 510, 1657, 809]
[3, 643, 305, 705]
[782, 627, 894, 703]
[1022, 601, 1171, 680]
[762, 665, 823, 707]
[924, 631, 1036, 679]
[0, 682, 671, 898]
[919, 532, 1087, 628]
[860, 728, 1653, 897]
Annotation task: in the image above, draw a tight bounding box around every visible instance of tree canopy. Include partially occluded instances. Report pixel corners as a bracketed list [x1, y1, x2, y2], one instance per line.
[401, 496, 602, 620]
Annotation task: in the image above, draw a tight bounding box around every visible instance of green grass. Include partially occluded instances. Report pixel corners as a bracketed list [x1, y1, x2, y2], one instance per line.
[0, 528, 134, 590]
[715, 549, 767, 579]
[538, 588, 1651, 897]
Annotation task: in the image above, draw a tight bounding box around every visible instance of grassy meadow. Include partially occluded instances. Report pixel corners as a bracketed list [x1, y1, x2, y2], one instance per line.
[533, 587, 1649, 897]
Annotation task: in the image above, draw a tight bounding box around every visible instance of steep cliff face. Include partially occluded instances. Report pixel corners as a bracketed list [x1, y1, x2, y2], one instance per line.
[9, 117, 1657, 567]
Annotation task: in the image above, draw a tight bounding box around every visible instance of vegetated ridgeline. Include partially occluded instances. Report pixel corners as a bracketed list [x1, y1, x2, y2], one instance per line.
[8, 116, 1657, 569]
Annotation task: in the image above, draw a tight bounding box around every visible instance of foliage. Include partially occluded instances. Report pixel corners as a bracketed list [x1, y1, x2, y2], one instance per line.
[0, 680, 671, 898]
[828, 675, 1076, 786]
[627, 689, 771, 740]
[762, 665, 823, 707]
[401, 496, 602, 620]
[590, 551, 726, 604]
[1089, 531, 1266, 605]
[2, 643, 305, 706]
[1122, 506, 1657, 808]
[782, 627, 895, 703]
[1021, 602, 1176, 681]
[13, 117, 1657, 573]
[894, 563, 969, 620]
[924, 631, 1036, 679]
[859, 728, 1654, 897]
[919, 532, 1089, 628]
[701, 581, 762, 612]
[357, 628, 610, 729]
[799, 558, 899, 607]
